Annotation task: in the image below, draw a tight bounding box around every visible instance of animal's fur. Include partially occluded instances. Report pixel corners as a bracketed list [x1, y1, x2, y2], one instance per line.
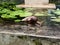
[22, 16, 44, 26]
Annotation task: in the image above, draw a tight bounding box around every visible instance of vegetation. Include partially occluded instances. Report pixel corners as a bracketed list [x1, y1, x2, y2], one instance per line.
[50, 9, 60, 25]
[49, 0, 60, 5]
[0, 2, 32, 23]
[0, 2, 60, 26]
[0, 2, 51, 24]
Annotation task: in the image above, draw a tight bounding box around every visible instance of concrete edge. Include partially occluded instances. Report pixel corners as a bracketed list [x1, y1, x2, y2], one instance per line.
[0, 32, 60, 39]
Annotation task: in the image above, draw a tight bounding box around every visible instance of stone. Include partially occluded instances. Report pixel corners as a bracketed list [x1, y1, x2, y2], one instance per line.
[25, 0, 49, 5]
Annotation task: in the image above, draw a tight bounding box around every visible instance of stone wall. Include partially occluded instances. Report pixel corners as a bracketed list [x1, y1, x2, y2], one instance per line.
[0, 33, 60, 45]
[25, 0, 49, 5]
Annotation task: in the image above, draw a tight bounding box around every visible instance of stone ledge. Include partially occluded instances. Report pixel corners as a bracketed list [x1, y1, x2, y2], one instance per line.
[16, 4, 56, 9]
[0, 31, 60, 39]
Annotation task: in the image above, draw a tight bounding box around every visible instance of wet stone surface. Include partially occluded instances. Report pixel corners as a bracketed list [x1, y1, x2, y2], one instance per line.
[0, 24, 60, 45]
[0, 24, 60, 37]
[0, 34, 60, 45]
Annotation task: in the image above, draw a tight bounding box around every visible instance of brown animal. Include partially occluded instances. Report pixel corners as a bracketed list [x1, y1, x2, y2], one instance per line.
[22, 16, 44, 26]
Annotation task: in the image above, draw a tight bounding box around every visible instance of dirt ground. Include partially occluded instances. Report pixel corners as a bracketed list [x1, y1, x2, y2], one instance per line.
[0, 22, 60, 37]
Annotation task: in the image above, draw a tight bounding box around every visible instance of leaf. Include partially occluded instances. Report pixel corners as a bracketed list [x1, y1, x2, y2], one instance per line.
[1, 14, 17, 19]
[35, 13, 50, 16]
[14, 19, 21, 22]
[1, 9, 11, 14]
[53, 10, 60, 15]
[51, 18, 60, 22]
[1, 14, 9, 18]
[51, 17, 56, 19]
[8, 15, 17, 18]
[20, 12, 32, 17]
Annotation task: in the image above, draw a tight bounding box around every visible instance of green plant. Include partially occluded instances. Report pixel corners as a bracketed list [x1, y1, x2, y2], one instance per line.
[50, 9, 60, 25]
[0, 2, 33, 23]
[14, 19, 21, 22]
